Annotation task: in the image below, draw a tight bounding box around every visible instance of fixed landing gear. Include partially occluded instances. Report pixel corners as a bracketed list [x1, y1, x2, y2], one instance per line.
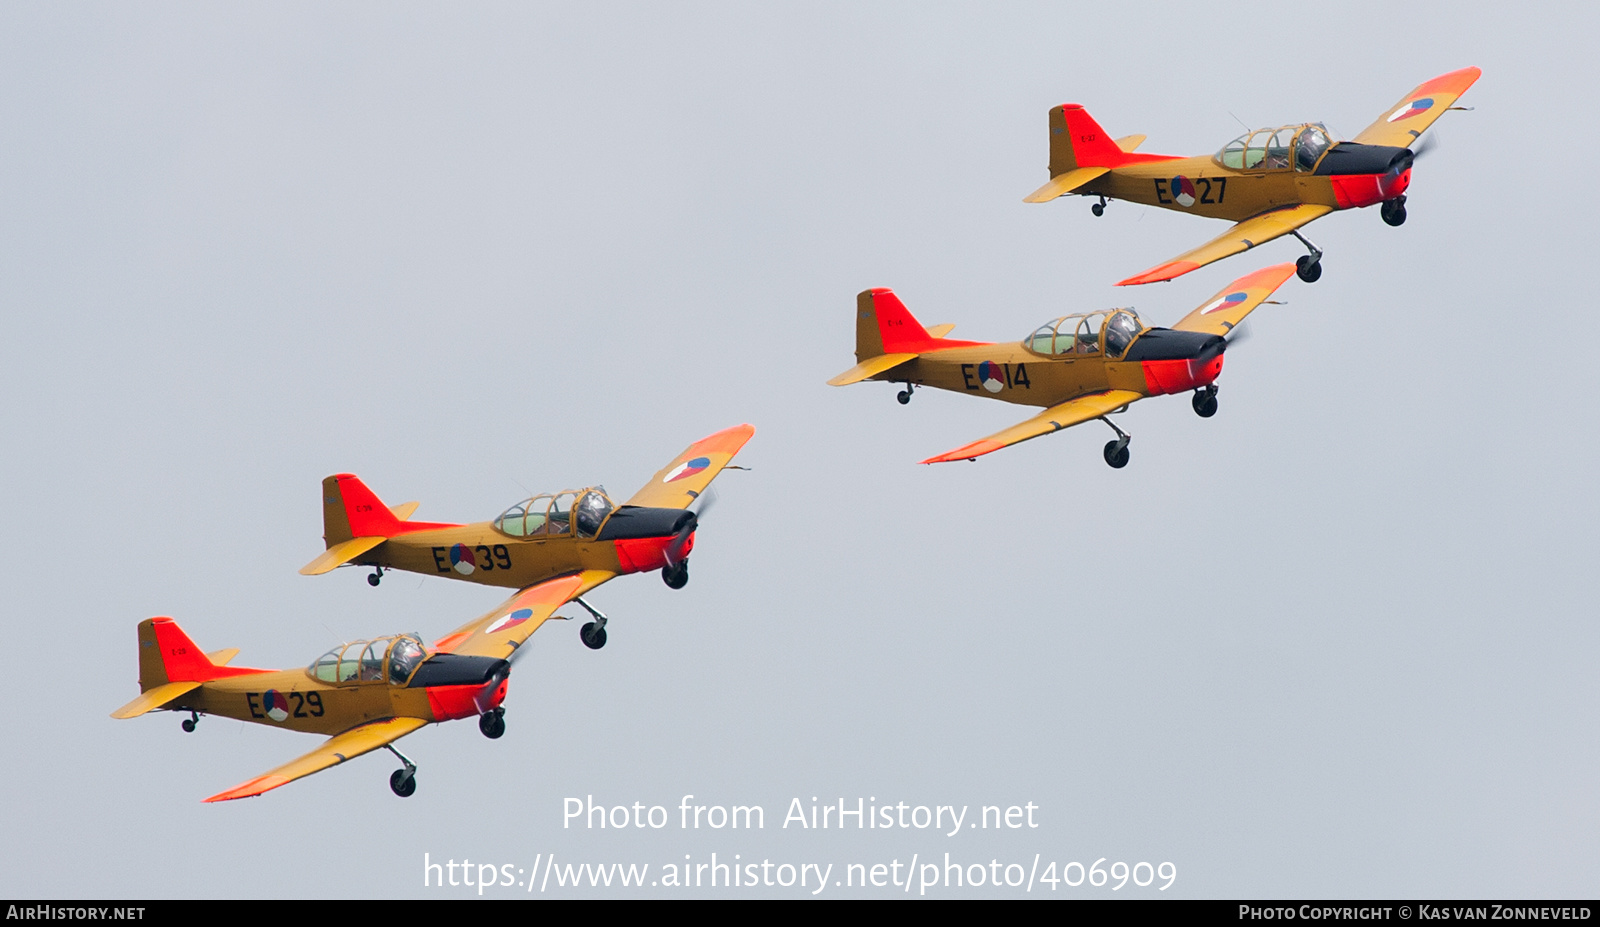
[479, 707, 505, 739]
[367, 566, 385, 587]
[385, 744, 417, 798]
[1099, 416, 1131, 469]
[662, 560, 688, 590]
[1292, 230, 1323, 282]
[575, 596, 609, 650]
[181, 711, 200, 733]
[1091, 195, 1108, 217]
[1192, 386, 1218, 418]
[1381, 195, 1407, 227]
[897, 382, 915, 405]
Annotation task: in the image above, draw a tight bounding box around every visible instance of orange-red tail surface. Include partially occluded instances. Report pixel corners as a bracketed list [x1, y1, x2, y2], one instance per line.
[856, 289, 986, 358]
[1050, 104, 1129, 173]
[138, 617, 268, 689]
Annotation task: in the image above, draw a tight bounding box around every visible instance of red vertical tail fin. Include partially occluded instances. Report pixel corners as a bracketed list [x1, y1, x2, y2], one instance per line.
[865, 288, 934, 355]
[138, 618, 266, 686]
[1049, 104, 1129, 174]
[323, 473, 404, 542]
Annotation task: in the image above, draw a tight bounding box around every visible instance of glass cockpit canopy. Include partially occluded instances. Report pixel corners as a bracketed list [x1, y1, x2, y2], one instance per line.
[1215, 123, 1332, 172]
[493, 487, 615, 540]
[1024, 309, 1144, 359]
[308, 634, 427, 686]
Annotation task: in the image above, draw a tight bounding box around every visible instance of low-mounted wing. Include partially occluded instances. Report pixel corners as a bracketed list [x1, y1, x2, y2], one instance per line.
[920, 390, 1143, 464]
[1117, 204, 1332, 286]
[203, 716, 428, 802]
[1170, 264, 1296, 336]
[1352, 67, 1481, 149]
[625, 424, 755, 510]
[431, 570, 615, 660]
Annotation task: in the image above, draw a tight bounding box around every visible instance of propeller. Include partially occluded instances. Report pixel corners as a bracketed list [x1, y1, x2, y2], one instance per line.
[664, 488, 717, 567]
[1224, 320, 1254, 349]
[1410, 132, 1439, 161]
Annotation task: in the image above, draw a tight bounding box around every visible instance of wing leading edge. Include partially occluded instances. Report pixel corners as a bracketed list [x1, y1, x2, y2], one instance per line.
[624, 425, 755, 510]
[203, 716, 429, 802]
[1170, 264, 1297, 336]
[1352, 67, 1481, 149]
[921, 390, 1143, 464]
[431, 570, 615, 660]
[1117, 204, 1332, 286]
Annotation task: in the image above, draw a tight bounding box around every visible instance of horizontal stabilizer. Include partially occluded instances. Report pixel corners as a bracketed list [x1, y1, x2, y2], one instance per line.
[827, 353, 917, 387]
[1024, 166, 1109, 204]
[389, 501, 419, 521]
[205, 648, 240, 666]
[300, 536, 387, 576]
[1115, 134, 1146, 153]
[925, 324, 955, 339]
[111, 681, 201, 719]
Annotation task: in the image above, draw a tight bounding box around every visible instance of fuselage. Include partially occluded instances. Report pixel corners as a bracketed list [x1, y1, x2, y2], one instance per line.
[355, 505, 694, 590]
[876, 328, 1225, 408]
[1083, 141, 1412, 221]
[164, 651, 509, 736]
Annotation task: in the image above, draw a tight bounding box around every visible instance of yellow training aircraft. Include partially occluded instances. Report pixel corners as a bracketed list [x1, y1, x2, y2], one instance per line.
[1024, 67, 1480, 285]
[829, 265, 1295, 466]
[300, 425, 753, 649]
[112, 572, 615, 800]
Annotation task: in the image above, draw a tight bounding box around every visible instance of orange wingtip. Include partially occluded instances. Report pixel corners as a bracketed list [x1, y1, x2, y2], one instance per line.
[920, 440, 1004, 464]
[1117, 261, 1199, 286]
[1225, 263, 1298, 290]
[204, 775, 291, 803]
[432, 631, 471, 652]
[684, 424, 756, 457]
[1415, 66, 1481, 97]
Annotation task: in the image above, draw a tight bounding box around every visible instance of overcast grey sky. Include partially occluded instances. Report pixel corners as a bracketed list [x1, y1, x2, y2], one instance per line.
[1, 1, 1594, 898]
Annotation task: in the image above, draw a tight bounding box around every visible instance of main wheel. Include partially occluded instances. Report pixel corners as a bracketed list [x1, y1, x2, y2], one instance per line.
[1296, 255, 1322, 283]
[1103, 441, 1130, 469]
[390, 769, 416, 797]
[1091, 202, 1105, 217]
[581, 622, 608, 650]
[1192, 392, 1218, 418]
[1381, 200, 1407, 227]
[896, 390, 911, 405]
[479, 710, 505, 739]
[181, 719, 196, 733]
[662, 562, 688, 589]
[367, 573, 381, 587]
